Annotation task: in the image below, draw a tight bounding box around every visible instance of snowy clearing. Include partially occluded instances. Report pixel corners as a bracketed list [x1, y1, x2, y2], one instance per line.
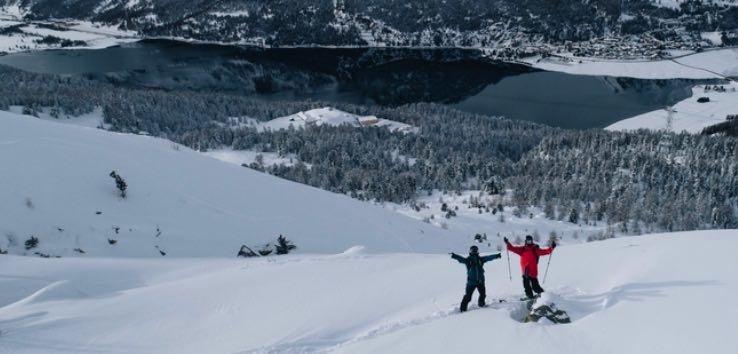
[204, 149, 305, 169]
[246, 107, 417, 133]
[0, 230, 736, 353]
[607, 83, 738, 133]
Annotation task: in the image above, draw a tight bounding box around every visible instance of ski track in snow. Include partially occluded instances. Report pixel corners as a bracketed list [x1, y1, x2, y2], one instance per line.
[240, 294, 583, 353]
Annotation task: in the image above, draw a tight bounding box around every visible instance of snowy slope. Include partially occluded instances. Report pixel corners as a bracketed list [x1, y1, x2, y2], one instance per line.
[0, 230, 736, 353]
[0, 110, 455, 257]
[608, 83, 738, 133]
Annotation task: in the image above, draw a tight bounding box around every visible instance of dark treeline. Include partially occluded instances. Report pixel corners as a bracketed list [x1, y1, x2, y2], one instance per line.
[702, 118, 738, 137]
[1, 65, 736, 233]
[0, 66, 103, 116]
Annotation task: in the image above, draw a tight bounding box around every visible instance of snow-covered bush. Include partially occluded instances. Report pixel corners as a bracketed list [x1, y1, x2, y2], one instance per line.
[25, 236, 39, 250]
[109, 170, 128, 198]
[238, 245, 258, 257]
[24, 197, 34, 209]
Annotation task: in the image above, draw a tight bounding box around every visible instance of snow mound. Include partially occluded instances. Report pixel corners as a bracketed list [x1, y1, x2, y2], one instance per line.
[339, 245, 367, 256]
[527, 293, 571, 324]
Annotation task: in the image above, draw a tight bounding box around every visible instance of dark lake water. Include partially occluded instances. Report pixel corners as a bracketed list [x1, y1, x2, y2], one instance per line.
[0, 40, 705, 129]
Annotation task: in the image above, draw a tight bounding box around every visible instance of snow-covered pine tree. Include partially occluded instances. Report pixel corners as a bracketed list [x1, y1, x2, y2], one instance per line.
[275, 235, 297, 255]
[109, 170, 128, 198]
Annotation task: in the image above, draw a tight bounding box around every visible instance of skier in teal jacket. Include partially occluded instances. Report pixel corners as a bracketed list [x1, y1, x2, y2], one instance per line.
[450, 245, 501, 312]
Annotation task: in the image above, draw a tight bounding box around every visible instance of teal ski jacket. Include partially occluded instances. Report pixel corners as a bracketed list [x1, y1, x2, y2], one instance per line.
[451, 253, 501, 285]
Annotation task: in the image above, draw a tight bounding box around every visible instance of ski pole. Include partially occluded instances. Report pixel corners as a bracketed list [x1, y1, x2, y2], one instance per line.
[506, 247, 512, 282]
[543, 251, 553, 284]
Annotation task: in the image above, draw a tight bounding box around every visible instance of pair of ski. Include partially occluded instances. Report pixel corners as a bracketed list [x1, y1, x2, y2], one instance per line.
[459, 295, 538, 313]
[499, 294, 540, 303]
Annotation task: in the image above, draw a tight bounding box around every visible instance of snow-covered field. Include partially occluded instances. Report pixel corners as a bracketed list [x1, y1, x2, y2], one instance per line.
[0, 6, 136, 53]
[0, 230, 736, 353]
[0, 109, 455, 257]
[521, 48, 738, 79]
[242, 107, 416, 133]
[608, 83, 738, 133]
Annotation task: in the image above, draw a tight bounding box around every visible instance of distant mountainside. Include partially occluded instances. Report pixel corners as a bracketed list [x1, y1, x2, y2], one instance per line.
[3, 0, 738, 48]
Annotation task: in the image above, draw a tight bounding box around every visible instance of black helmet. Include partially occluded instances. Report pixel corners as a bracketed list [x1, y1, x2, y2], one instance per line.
[469, 245, 479, 254]
[525, 235, 534, 245]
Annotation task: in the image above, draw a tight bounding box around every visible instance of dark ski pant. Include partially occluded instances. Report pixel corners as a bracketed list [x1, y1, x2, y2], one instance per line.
[460, 283, 486, 312]
[523, 275, 544, 299]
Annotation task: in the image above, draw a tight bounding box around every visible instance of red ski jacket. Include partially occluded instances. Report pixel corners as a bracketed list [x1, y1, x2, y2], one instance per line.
[507, 243, 553, 278]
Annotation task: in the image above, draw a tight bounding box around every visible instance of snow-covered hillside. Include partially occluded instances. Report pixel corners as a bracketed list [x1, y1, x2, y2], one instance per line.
[0, 230, 736, 353]
[0, 110, 455, 257]
[608, 83, 738, 133]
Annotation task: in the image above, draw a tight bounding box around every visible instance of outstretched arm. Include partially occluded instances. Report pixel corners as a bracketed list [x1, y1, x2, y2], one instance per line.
[536, 242, 556, 256]
[504, 237, 523, 255]
[482, 253, 502, 263]
[506, 243, 524, 255]
[450, 253, 467, 263]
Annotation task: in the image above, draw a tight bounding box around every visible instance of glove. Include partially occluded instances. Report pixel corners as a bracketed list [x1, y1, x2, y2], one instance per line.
[503, 237, 509, 244]
[551, 242, 557, 249]
[449, 252, 456, 257]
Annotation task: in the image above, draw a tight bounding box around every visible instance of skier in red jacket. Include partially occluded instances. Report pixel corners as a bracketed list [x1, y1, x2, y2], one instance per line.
[504, 235, 556, 300]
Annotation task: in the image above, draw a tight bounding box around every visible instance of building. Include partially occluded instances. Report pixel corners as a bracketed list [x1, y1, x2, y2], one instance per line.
[358, 115, 380, 127]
